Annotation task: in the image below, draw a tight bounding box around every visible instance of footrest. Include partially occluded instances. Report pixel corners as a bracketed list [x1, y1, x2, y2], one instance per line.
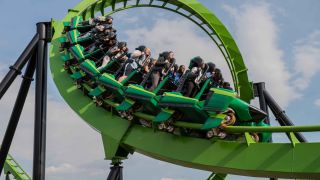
[70, 70, 85, 79]
[89, 85, 105, 97]
[201, 114, 226, 130]
[61, 53, 72, 62]
[116, 98, 135, 111]
[154, 109, 175, 123]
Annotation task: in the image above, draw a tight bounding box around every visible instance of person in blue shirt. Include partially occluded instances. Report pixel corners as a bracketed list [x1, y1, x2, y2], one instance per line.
[173, 65, 186, 85]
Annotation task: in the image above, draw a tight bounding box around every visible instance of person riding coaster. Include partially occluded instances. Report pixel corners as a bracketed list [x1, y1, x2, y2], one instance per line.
[88, 46, 151, 108]
[61, 35, 117, 72]
[153, 57, 214, 133]
[59, 24, 116, 51]
[150, 57, 269, 140]
[69, 42, 128, 90]
[62, 15, 113, 34]
[115, 54, 178, 121]
[99, 42, 128, 72]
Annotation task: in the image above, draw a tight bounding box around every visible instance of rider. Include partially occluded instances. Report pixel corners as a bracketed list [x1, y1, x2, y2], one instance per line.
[222, 81, 233, 90]
[205, 62, 216, 78]
[184, 56, 205, 97]
[148, 51, 175, 91]
[82, 15, 113, 26]
[118, 45, 151, 82]
[98, 41, 128, 70]
[78, 19, 114, 41]
[173, 65, 186, 85]
[83, 25, 117, 54]
[212, 68, 223, 87]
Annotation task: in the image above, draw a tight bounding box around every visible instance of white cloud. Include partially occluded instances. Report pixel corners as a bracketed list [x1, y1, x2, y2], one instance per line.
[46, 163, 78, 174]
[223, 3, 320, 108]
[223, 3, 299, 107]
[293, 30, 320, 91]
[315, 99, 320, 107]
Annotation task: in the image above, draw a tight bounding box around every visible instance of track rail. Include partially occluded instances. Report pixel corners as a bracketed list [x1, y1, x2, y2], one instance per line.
[3, 154, 31, 180]
[49, 0, 320, 178]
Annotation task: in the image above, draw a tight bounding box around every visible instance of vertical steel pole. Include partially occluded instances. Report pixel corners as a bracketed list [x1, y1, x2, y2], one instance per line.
[33, 22, 47, 180]
[0, 34, 39, 100]
[255, 82, 270, 124]
[41, 31, 48, 179]
[0, 53, 37, 176]
[5, 173, 10, 180]
[254, 82, 273, 144]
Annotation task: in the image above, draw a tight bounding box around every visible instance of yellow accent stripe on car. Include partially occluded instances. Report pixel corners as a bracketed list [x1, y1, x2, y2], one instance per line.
[210, 88, 237, 97]
[75, 16, 79, 27]
[163, 93, 199, 102]
[162, 108, 175, 114]
[210, 113, 226, 119]
[86, 60, 100, 74]
[73, 30, 77, 42]
[125, 98, 135, 104]
[128, 85, 155, 96]
[76, 45, 84, 58]
[102, 74, 121, 85]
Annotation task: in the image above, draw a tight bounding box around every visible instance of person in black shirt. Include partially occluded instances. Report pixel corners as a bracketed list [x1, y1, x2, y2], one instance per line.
[148, 51, 175, 91]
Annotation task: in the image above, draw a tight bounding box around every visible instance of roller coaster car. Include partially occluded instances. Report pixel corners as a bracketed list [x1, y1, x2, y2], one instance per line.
[72, 30, 93, 44]
[62, 16, 96, 34]
[203, 88, 267, 123]
[154, 78, 212, 132]
[88, 66, 144, 108]
[202, 88, 270, 141]
[71, 57, 125, 88]
[70, 59, 101, 90]
[152, 59, 210, 132]
[116, 75, 177, 118]
[61, 29, 94, 49]
[61, 44, 105, 71]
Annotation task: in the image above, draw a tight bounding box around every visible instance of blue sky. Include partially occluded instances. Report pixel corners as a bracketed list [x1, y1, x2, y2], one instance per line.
[0, 0, 320, 179]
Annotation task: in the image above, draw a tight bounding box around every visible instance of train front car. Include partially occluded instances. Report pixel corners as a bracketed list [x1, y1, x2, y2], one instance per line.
[203, 88, 271, 142]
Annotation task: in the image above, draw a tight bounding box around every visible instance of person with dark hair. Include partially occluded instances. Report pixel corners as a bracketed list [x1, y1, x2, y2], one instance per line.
[222, 82, 233, 90]
[168, 64, 179, 79]
[173, 65, 186, 85]
[81, 15, 113, 26]
[205, 62, 216, 78]
[148, 51, 175, 91]
[79, 16, 114, 41]
[184, 56, 205, 97]
[82, 24, 117, 54]
[118, 45, 151, 82]
[212, 68, 224, 87]
[98, 41, 128, 70]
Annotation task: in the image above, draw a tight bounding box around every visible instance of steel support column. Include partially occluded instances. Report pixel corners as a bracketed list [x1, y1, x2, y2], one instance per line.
[0, 53, 37, 175]
[264, 89, 307, 142]
[33, 22, 49, 180]
[0, 34, 39, 100]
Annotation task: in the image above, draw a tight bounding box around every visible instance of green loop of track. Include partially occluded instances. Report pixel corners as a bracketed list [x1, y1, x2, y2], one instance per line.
[49, 0, 320, 178]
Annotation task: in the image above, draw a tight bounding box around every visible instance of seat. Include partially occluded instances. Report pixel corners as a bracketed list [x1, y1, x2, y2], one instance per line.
[88, 68, 143, 105]
[66, 29, 94, 46]
[116, 74, 177, 115]
[154, 78, 212, 124]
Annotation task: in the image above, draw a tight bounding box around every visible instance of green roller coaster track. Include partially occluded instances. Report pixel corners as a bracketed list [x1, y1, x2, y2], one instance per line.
[3, 0, 318, 179]
[3, 154, 31, 180]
